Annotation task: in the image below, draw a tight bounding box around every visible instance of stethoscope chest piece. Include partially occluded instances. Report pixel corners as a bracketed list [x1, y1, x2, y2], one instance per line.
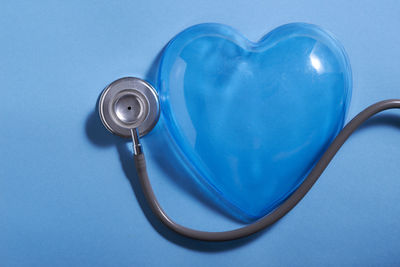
[98, 77, 160, 138]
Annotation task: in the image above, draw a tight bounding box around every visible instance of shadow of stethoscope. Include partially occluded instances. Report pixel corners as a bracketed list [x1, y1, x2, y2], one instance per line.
[85, 90, 400, 251]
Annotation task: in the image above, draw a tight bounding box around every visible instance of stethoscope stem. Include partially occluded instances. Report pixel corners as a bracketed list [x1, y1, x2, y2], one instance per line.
[131, 99, 400, 242]
[130, 128, 143, 156]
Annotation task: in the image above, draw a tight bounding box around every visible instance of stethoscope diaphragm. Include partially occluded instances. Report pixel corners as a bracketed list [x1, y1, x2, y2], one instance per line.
[98, 77, 160, 138]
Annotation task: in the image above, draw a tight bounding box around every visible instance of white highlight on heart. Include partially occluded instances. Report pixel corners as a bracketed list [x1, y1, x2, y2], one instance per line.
[310, 54, 323, 73]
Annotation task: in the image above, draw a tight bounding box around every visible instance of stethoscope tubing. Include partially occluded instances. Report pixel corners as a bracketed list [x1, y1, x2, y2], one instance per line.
[133, 99, 400, 242]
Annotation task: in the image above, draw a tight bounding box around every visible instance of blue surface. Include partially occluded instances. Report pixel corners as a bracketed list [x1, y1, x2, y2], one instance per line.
[0, 1, 399, 266]
[159, 23, 351, 221]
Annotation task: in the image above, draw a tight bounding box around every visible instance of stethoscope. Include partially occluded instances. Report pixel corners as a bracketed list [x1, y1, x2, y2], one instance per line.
[98, 76, 400, 242]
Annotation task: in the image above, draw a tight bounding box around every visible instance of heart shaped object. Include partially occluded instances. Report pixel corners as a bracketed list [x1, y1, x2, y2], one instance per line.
[157, 23, 351, 222]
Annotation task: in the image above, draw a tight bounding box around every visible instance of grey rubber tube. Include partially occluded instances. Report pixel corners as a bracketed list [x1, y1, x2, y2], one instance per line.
[134, 99, 400, 242]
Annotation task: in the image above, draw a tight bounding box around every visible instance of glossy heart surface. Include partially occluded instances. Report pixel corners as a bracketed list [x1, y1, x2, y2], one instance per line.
[158, 23, 351, 221]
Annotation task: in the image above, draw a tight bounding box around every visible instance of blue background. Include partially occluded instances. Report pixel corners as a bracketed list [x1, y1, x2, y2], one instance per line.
[1, 0, 399, 266]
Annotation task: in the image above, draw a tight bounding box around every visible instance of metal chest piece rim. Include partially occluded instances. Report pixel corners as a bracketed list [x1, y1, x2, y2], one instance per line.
[98, 77, 160, 138]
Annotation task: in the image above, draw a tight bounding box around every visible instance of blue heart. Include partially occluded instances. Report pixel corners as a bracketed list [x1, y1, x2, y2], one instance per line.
[158, 23, 351, 222]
